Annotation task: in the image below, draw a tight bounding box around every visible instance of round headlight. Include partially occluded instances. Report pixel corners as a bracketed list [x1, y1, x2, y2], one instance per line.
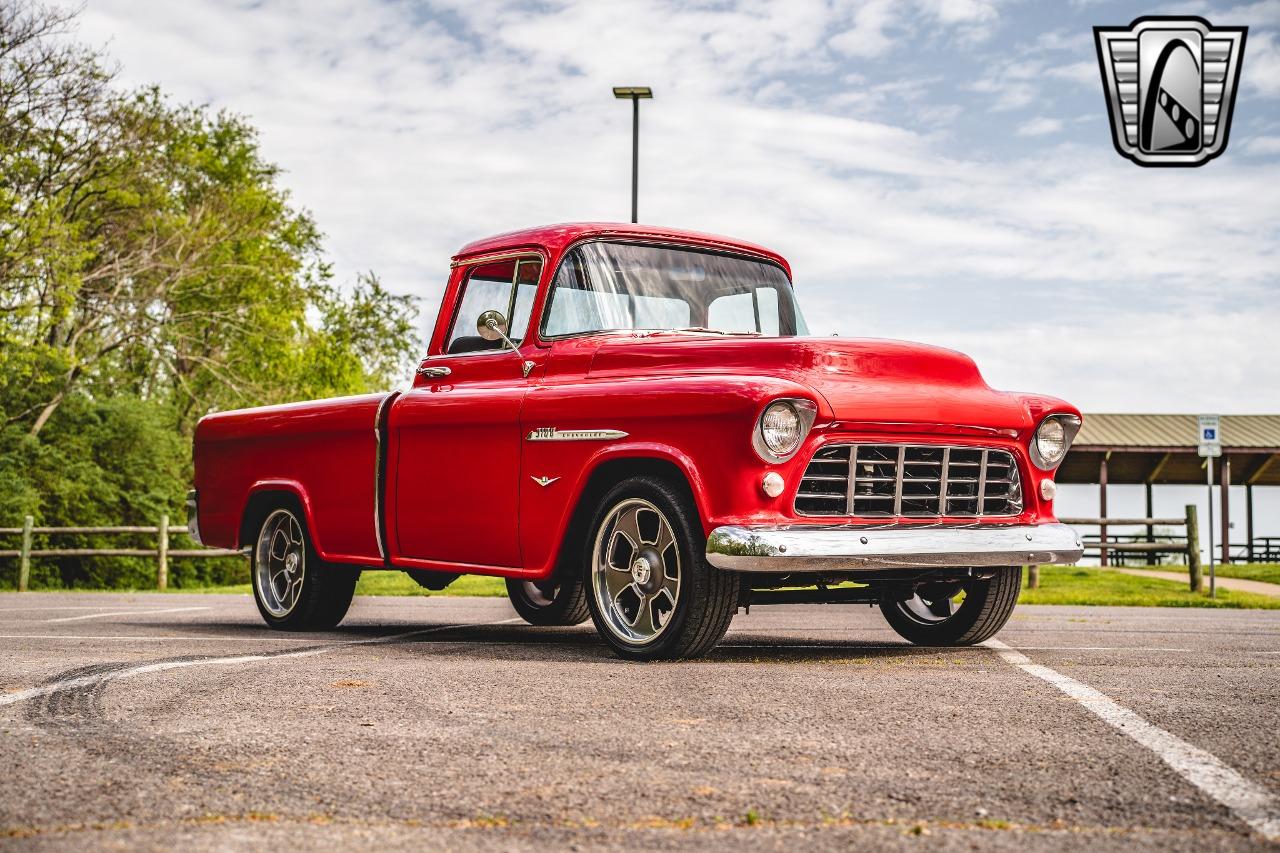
[1033, 418, 1069, 468]
[760, 402, 803, 456]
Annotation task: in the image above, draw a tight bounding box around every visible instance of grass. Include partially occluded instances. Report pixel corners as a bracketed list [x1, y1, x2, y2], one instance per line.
[157, 571, 508, 597]
[1210, 563, 1280, 585]
[7, 562, 1278, 610]
[155, 564, 1280, 609]
[1019, 564, 1280, 609]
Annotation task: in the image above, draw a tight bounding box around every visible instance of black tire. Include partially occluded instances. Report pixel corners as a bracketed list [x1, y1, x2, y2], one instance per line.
[250, 503, 360, 631]
[879, 567, 1021, 646]
[583, 476, 739, 661]
[505, 576, 590, 626]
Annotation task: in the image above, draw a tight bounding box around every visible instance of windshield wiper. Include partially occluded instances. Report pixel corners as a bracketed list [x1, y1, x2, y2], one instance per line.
[668, 327, 761, 336]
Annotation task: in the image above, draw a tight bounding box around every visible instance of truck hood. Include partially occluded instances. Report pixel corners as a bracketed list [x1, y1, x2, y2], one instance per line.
[584, 334, 1047, 433]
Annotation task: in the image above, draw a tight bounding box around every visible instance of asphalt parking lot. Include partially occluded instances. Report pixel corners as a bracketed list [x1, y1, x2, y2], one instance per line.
[1, 593, 1278, 851]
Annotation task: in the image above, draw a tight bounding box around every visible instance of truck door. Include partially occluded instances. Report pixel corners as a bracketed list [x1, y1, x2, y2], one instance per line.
[389, 256, 544, 568]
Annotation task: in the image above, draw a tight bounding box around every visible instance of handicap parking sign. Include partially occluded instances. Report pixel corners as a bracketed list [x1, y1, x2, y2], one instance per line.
[1198, 414, 1221, 457]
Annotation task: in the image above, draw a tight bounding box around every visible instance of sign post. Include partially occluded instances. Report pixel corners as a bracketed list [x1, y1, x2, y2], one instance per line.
[1197, 415, 1221, 598]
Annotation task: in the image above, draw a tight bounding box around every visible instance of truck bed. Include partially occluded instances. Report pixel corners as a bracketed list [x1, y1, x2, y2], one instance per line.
[193, 392, 390, 564]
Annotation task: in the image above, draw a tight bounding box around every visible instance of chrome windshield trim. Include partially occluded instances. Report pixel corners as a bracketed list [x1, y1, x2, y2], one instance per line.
[705, 522, 1082, 573]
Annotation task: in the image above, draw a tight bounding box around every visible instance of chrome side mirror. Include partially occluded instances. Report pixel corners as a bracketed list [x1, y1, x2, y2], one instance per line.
[476, 309, 510, 344]
[476, 309, 536, 378]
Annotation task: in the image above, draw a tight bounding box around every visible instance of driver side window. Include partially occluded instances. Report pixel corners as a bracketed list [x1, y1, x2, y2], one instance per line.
[446, 258, 541, 355]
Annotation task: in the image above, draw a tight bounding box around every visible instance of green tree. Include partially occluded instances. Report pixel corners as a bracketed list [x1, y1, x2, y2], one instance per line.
[0, 3, 419, 586]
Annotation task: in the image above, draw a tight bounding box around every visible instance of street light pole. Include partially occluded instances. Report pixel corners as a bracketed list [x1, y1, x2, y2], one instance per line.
[613, 87, 652, 224]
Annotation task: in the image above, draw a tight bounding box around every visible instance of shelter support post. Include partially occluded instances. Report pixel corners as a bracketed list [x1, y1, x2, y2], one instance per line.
[1220, 456, 1231, 565]
[1145, 482, 1155, 565]
[1245, 484, 1254, 563]
[1099, 455, 1109, 567]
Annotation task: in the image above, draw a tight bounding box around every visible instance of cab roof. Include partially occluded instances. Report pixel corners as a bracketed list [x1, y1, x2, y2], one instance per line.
[452, 222, 791, 278]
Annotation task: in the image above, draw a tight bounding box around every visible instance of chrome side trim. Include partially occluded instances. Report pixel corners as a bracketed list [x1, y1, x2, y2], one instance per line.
[526, 427, 629, 441]
[705, 522, 1083, 573]
[185, 490, 201, 545]
[373, 391, 401, 564]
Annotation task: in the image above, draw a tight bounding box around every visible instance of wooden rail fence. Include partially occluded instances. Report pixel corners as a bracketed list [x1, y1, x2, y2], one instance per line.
[0, 515, 244, 592]
[3, 505, 1217, 594]
[1059, 503, 1204, 591]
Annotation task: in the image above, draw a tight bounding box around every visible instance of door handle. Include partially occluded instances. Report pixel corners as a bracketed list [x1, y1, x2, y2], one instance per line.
[416, 365, 452, 378]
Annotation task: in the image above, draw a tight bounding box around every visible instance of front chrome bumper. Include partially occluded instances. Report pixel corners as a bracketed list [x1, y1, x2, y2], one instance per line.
[705, 522, 1082, 573]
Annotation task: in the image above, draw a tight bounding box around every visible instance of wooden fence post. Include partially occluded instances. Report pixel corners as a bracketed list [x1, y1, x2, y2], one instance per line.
[1185, 504, 1202, 593]
[18, 515, 33, 592]
[157, 514, 169, 591]
[1027, 564, 1040, 589]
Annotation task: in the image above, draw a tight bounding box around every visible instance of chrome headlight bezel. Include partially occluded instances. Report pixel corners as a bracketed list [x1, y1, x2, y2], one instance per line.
[752, 398, 818, 464]
[1029, 414, 1081, 470]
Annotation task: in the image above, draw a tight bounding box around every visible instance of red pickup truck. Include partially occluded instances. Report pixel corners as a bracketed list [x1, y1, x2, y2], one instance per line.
[189, 223, 1083, 660]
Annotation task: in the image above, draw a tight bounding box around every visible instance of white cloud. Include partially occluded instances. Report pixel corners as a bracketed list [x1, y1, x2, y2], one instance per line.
[1244, 135, 1280, 154]
[1046, 60, 1099, 85]
[829, 0, 898, 58]
[1243, 31, 1280, 97]
[71, 0, 1280, 413]
[918, 0, 999, 24]
[1016, 117, 1064, 136]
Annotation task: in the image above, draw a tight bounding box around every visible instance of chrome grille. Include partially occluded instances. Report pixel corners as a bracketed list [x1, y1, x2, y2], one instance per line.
[794, 444, 1023, 518]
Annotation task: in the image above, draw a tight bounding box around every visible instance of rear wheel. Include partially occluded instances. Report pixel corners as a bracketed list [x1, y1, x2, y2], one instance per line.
[584, 476, 739, 661]
[251, 505, 359, 631]
[505, 576, 590, 626]
[879, 567, 1021, 645]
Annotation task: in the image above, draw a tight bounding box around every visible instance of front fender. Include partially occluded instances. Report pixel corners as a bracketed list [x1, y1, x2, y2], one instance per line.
[517, 373, 823, 578]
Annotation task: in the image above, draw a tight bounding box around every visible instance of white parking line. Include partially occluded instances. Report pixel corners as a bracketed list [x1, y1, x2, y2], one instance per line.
[45, 607, 210, 623]
[0, 606, 168, 612]
[985, 638, 1280, 842]
[0, 634, 317, 642]
[719, 643, 1200, 653]
[0, 618, 522, 708]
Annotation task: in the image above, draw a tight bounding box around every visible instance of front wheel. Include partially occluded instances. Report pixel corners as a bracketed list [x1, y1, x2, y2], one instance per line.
[584, 476, 739, 661]
[251, 505, 360, 631]
[879, 567, 1021, 646]
[505, 576, 590, 626]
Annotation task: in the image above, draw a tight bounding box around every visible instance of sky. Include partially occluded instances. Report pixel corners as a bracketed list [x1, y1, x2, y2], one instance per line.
[67, 0, 1280, 541]
[72, 0, 1280, 416]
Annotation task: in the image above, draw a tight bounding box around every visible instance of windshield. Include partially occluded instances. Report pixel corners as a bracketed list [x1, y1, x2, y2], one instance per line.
[541, 242, 809, 338]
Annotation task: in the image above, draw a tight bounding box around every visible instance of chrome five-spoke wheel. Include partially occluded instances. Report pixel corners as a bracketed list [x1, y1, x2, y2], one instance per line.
[249, 501, 360, 631]
[505, 572, 591, 626]
[895, 582, 965, 626]
[522, 581, 558, 607]
[254, 509, 307, 618]
[880, 568, 1021, 646]
[591, 498, 681, 645]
